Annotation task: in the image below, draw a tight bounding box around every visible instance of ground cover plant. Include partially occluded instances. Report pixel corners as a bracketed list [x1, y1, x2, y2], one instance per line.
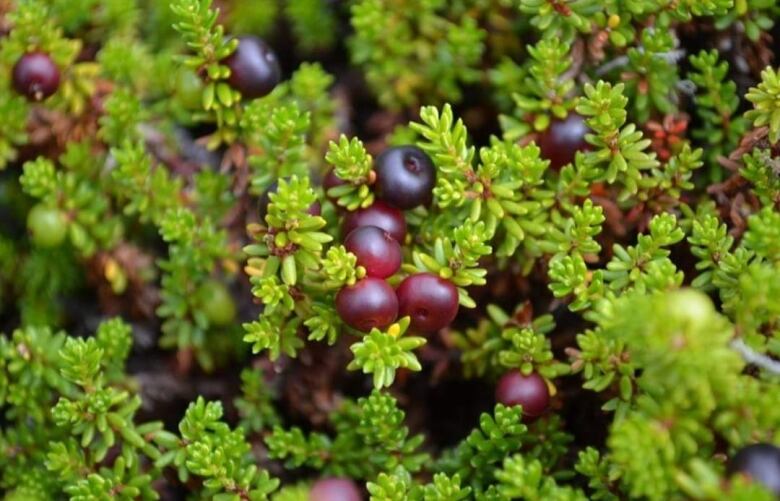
[0, 0, 779, 499]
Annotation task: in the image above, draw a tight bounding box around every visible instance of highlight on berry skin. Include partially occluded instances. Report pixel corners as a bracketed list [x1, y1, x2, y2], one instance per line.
[12, 51, 60, 101]
[223, 35, 282, 99]
[374, 145, 437, 209]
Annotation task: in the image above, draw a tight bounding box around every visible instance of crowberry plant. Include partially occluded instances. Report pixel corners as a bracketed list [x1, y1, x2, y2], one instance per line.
[374, 146, 437, 209]
[495, 370, 551, 421]
[0, 0, 779, 499]
[342, 200, 407, 244]
[344, 225, 402, 279]
[12, 51, 60, 101]
[223, 35, 282, 99]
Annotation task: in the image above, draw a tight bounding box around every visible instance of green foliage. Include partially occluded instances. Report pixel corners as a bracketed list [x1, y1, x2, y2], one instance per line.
[621, 28, 679, 123]
[453, 303, 568, 380]
[575, 81, 659, 196]
[715, 0, 776, 41]
[516, 0, 600, 43]
[349, 0, 485, 109]
[499, 38, 577, 139]
[21, 146, 124, 257]
[368, 467, 472, 500]
[235, 368, 281, 433]
[1, 0, 780, 499]
[267, 390, 428, 478]
[170, 0, 239, 138]
[589, 290, 779, 500]
[688, 50, 746, 169]
[437, 404, 528, 493]
[347, 317, 427, 388]
[741, 149, 780, 206]
[173, 397, 280, 499]
[0, 320, 281, 499]
[746, 66, 780, 143]
[325, 135, 376, 210]
[495, 454, 586, 500]
[245, 101, 310, 195]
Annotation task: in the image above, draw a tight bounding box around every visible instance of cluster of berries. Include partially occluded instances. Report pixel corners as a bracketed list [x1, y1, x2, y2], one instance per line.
[18, 36, 282, 249]
[328, 146, 460, 335]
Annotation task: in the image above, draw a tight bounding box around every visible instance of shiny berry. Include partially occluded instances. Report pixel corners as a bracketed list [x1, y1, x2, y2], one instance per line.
[258, 180, 321, 222]
[536, 113, 590, 170]
[12, 52, 60, 101]
[396, 273, 459, 332]
[323, 169, 348, 206]
[27, 204, 67, 248]
[310, 477, 363, 501]
[345, 226, 402, 279]
[495, 370, 550, 421]
[727, 443, 780, 495]
[223, 36, 281, 99]
[196, 280, 237, 327]
[342, 201, 406, 244]
[335, 277, 398, 332]
[375, 145, 436, 209]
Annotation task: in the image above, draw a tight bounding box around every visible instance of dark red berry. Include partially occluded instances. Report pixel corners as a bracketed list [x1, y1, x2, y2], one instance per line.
[345, 226, 402, 279]
[335, 277, 398, 332]
[342, 201, 406, 244]
[495, 370, 550, 421]
[12, 52, 60, 101]
[396, 272, 459, 333]
[536, 113, 590, 170]
[374, 145, 436, 209]
[223, 36, 281, 99]
[310, 477, 363, 501]
[258, 180, 321, 222]
[727, 443, 780, 495]
[323, 169, 348, 206]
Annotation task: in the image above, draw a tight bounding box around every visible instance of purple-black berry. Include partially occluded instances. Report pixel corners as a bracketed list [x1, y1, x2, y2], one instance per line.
[223, 36, 281, 99]
[374, 145, 436, 209]
[495, 370, 550, 421]
[12, 52, 60, 101]
[396, 272, 459, 333]
[335, 277, 398, 332]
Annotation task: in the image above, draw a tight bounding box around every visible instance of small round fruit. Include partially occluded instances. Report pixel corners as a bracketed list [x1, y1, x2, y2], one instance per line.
[495, 370, 550, 420]
[335, 277, 398, 332]
[223, 36, 281, 99]
[344, 226, 402, 279]
[342, 201, 407, 244]
[536, 113, 590, 170]
[375, 145, 436, 209]
[27, 204, 67, 248]
[727, 443, 780, 495]
[197, 280, 237, 327]
[310, 477, 363, 501]
[258, 180, 322, 222]
[396, 273, 459, 332]
[12, 52, 60, 101]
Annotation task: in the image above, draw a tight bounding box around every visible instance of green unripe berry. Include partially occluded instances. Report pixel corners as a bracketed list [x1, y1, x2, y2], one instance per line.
[197, 279, 237, 327]
[176, 69, 204, 110]
[27, 204, 68, 248]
